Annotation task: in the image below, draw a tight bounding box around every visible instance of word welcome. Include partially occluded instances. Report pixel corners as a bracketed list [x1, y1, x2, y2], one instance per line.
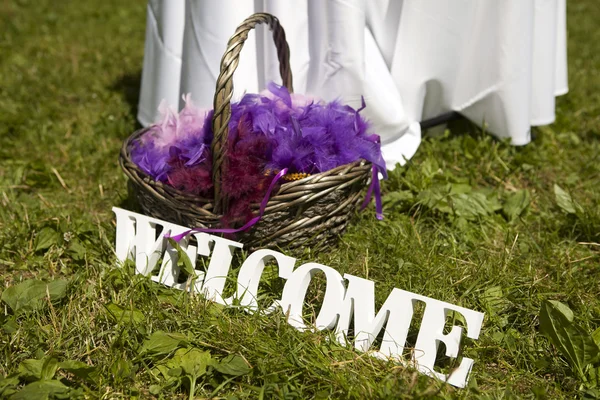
[113, 207, 484, 388]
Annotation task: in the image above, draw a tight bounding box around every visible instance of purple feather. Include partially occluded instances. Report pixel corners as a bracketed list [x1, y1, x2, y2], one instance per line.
[130, 82, 387, 224]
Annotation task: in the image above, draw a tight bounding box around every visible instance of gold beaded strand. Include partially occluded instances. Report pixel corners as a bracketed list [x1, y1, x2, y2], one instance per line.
[283, 172, 311, 181]
[264, 169, 311, 181]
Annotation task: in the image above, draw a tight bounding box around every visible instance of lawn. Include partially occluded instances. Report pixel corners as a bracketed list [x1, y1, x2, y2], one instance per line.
[1, 1, 599, 398]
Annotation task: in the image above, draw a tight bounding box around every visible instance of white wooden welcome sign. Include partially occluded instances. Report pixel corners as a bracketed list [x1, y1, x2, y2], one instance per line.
[113, 207, 484, 388]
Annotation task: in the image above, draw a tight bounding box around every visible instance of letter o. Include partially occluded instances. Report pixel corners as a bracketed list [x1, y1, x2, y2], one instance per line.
[279, 263, 346, 331]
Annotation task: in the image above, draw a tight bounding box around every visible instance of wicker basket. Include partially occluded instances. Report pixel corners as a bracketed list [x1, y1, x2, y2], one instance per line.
[120, 13, 372, 251]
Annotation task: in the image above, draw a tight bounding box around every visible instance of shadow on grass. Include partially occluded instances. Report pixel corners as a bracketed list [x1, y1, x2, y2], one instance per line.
[558, 212, 600, 243]
[421, 115, 482, 141]
[112, 71, 143, 127]
[423, 114, 548, 143]
[116, 182, 144, 214]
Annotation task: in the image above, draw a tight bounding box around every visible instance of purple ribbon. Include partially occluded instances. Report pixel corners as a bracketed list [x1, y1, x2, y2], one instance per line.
[167, 168, 288, 242]
[361, 165, 384, 220]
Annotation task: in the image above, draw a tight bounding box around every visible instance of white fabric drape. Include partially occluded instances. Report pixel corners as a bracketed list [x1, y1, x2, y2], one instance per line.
[137, 0, 568, 170]
[137, 0, 186, 126]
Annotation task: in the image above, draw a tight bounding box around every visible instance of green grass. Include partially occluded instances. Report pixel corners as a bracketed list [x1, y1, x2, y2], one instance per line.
[1, 0, 600, 398]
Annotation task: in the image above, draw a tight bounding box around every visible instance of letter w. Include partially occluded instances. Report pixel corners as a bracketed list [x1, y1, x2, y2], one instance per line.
[112, 207, 195, 286]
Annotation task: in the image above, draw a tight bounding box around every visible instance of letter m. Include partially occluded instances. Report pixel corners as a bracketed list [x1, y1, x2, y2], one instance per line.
[335, 273, 418, 360]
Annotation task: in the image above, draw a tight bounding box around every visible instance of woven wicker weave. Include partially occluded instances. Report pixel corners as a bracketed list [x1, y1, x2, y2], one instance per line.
[120, 13, 372, 251]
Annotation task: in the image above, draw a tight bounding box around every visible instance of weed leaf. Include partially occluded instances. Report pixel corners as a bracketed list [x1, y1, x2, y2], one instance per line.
[167, 238, 196, 277]
[539, 300, 600, 378]
[149, 385, 162, 395]
[105, 303, 145, 325]
[34, 227, 60, 252]
[503, 189, 531, 221]
[587, 365, 600, 389]
[140, 331, 188, 356]
[155, 364, 177, 382]
[417, 184, 502, 220]
[10, 379, 71, 400]
[593, 328, 600, 348]
[2, 316, 17, 334]
[68, 239, 87, 261]
[421, 158, 441, 179]
[383, 191, 414, 208]
[17, 359, 44, 381]
[214, 355, 251, 377]
[110, 358, 135, 382]
[1, 279, 68, 315]
[449, 183, 473, 195]
[0, 376, 19, 397]
[554, 184, 577, 214]
[40, 357, 58, 381]
[417, 187, 452, 214]
[548, 300, 574, 322]
[178, 348, 212, 378]
[452, 192, 493, 219]
[59, 360, 96, 379]
[481, 286, 511, 317]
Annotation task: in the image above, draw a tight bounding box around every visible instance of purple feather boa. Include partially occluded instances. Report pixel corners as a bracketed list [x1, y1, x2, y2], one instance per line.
[130, 83, 387, 223]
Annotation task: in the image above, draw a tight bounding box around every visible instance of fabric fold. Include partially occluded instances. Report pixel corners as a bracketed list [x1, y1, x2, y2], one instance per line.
[138, 0, 568, 168]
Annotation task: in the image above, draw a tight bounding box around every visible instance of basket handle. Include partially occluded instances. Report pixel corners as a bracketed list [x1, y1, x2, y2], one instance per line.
[211, 13, 294, 214]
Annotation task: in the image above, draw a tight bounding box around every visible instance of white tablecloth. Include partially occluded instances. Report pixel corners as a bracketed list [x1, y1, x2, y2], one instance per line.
[138, 0, 568, 170]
